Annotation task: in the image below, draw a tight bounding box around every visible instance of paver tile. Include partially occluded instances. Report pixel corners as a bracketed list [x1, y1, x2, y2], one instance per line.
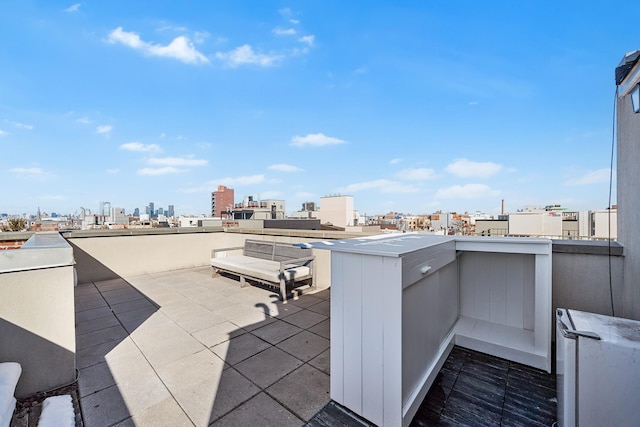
[250, 319, 302, 345]
[235, 346, 303, 388]
[173, 368, 260, 425]
[211, 392, 301, 427]
[266, 364, 330, 421]
[76, 324, 128, 351]
[276, 330, 330, 362]
[212, 333, 271, 366]
[306, 300, 330, 317]
[309, 349, 330, 375]
[192, 321, 247, 348]
[113, 397, 194, 427]
[156, 349, 225, 394]
[308, 318, 330, 340]
[81, 384, 130, 427]
[281, 309, 327, 330]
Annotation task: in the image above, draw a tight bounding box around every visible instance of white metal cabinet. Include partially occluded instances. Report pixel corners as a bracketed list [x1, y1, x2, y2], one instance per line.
[328, 235, 457, 427]
[313, 234, 553, 427]
[557, 308, 640, 427]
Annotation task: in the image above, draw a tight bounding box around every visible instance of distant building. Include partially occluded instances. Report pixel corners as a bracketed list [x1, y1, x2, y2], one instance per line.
[211, 185, 234, 218]
[108, 207, 128, 226]
[474, 208, 617, 239]
[592, 209, 617, 239]
[509, 211, 562, 237]
[318, 195, 356, 228]
[290, 202, 319, 219]
[231, 197, 286, 220]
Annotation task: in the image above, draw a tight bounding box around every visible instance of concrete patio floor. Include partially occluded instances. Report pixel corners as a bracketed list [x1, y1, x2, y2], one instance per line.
[75, 267, 330, 426]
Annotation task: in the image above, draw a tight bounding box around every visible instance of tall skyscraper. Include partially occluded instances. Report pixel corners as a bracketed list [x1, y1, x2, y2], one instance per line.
[168, 205, 175, 218]
[148, 202, 155, 218]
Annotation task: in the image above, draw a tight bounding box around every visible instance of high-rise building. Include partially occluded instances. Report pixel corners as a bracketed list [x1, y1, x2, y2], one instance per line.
[99, 201, 111, 216]
[168, 205, 174, 218]
[148, 202, 155, 218]
[133, 208, 140, 217]
[211, 186, 234, 218]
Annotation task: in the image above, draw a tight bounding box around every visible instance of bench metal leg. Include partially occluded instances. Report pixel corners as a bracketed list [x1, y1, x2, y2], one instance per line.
[280, 278, 287, 303]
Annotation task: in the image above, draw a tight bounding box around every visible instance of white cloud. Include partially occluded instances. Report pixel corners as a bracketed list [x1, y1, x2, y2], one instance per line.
[106, 168, 119, 174]
[389, 158, 402, 165]
[215, 45, 282, 67]
[468, 101, 479, 106]
[218, 174, 266, 186]
[564, 168, 612, 186]
[290, 19, 300, 24]
[273, 27, 296, 36]
[298, 35, 315, 46]
[291, 133, 345, 147]
[96, 125, 112, 134]
[295, 191, 314, 199]
[445, 158, 503, 178]
[338, 179, 420, 194]
[435, 184, 500, 199]
[268, 163, 303, 172]
[9, 167, 44, 175]
[0, 129, 7, 136]
[279, 7, 292, 16]
[120, 142, 162, 153]
[107, 27, 209, 65]
[194, 31, 210, 44]
[76, 117, 91, 124]
[65, 3, 80, 12]
[41, 195, 64, 201]
[6, 120, 33, 130]
[148, 156, 207, 167]
[138, 167, 185, 176]
[258, 191, 282, 199]
[354, 67, 367, 74]
[396, 168, 436, 181]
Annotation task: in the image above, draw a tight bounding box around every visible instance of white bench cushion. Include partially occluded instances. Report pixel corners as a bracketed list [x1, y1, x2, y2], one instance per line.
[0, 362, 21, 427]
[211, 255, 310, 284]
[38, 395, 74, 427]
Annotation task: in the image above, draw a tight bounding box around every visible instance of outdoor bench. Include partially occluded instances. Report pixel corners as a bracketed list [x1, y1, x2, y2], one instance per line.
[211, 239, 315, 302]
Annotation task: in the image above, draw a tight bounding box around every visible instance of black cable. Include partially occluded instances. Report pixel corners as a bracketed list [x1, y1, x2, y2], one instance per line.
[608, 86, 618, 317]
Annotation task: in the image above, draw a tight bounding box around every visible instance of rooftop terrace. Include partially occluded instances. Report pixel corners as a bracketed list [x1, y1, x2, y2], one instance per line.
[0, 229, 623, 426]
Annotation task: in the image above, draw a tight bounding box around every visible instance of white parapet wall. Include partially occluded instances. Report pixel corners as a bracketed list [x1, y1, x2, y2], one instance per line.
[0, 232, 76, 398]
[67, 229, 335, 290]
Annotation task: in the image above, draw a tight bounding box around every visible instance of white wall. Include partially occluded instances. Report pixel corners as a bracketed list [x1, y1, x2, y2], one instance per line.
[319, 196, 354, 228]
[0, 233, 76, 397]
[69, 231, 332, 290]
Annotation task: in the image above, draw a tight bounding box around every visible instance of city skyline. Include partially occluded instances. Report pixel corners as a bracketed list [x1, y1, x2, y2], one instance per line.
[2, 2, 634, 216]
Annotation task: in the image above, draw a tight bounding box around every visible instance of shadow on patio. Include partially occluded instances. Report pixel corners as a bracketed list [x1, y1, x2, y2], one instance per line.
[75, 266, 330, 426]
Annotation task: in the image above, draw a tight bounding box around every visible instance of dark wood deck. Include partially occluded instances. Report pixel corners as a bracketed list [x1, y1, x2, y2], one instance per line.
[307, 346, 557, 427]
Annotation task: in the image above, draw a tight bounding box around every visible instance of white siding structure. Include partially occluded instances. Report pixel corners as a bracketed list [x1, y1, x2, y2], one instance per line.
[314, 234, 552, 426]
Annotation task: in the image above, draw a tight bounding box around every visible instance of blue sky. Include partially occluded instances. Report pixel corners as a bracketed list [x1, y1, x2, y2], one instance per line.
[1, 1, 634, 217]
